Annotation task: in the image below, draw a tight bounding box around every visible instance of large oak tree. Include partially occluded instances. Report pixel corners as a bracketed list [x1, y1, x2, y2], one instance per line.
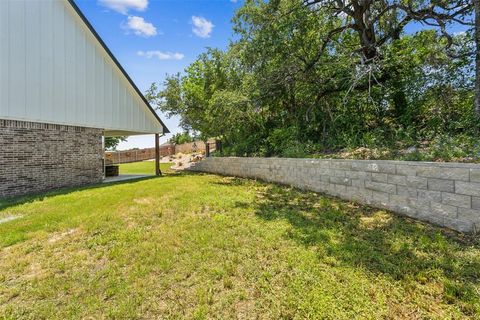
[302, 0, 478, 115]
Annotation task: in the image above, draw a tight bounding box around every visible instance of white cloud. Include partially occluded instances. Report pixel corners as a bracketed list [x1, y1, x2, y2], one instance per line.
[137, 50, 185, 60]
[125, 16, 157, 37]
[98, 0, 148, 14]
[191, 16, 214, 38]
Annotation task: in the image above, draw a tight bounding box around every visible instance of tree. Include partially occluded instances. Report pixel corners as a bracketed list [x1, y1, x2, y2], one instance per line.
[152, 0, 478, 158]
[147, 48, 252, 145]
[475, 0, 480, 116]
[169, 131, 195, 144]
[301, 0, 476, 115]
[105, 137, 127, 151]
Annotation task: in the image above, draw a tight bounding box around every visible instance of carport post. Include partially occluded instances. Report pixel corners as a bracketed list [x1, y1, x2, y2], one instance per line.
[155, 133, 162, 176]
[205, 141, 210, 157]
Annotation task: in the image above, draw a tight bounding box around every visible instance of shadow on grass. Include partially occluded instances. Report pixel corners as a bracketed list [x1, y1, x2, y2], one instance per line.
[0, 168, 198, 213]
[217, 176, 480, 315]
[0, 175, 164, 212]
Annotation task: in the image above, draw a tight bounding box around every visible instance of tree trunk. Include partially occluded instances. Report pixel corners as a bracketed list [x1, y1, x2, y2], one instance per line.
[393, 88, 409, 122]
[476, 0, 480, 116]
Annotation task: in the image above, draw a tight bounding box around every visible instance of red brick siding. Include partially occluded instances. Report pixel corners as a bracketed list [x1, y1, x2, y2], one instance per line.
[0, 120, 104, 198]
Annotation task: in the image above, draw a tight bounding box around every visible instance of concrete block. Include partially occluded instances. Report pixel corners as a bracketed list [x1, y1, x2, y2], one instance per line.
[330, 161, 352, 170]
[457, 208, 480, 226]
[333, 170, 346, 177]
[374, 163, 397, 174]
[316, 168, 330, 175]
[417, 166, 469, 181]
[427, 178, 454, 192]
[323, 169, 335, 177]
[365, 181, 396, 194]
[345, 171, 371, 180]
[417, 190, 442, 203]
[316, 161, 330, 169]
[358, 188, 373, 198]
[387, 174, 407, 186]
[346, 186, 362, 201]
[372, 191, 389, 206]
[351, 162, 396, 174]
[396, 194, 430, 210]
[396, 164, 417, 176]
[372, 173, 388, 183]
[330, 176, 351, 186]
[443, 217, 474, 233]
[319, 175, 330, 182]
[397, 186, 418, 198]
[388, 194, 408, 205]
[441, 192, 471, 209]
[470, 169, 480, 183]
[351, 179, 365, 188]
[311, 182, 329, 193]
[472, 197, 480, 210]
[414, 206, 433, 219]
[389, 195, 417, 217]
[406, 176, 428, 189]
[431, 203, 458, 218]
[334, 184, 347, 195]
[351, 189, 372, 203]
[416, 208, 444, 225]
[388, 194, 408, 206]
[455, 181, 480, 197]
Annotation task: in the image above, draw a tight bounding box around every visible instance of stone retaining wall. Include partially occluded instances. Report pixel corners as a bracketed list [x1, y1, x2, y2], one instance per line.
[0, 119, 104, 198]
[189, 157, 480, 233]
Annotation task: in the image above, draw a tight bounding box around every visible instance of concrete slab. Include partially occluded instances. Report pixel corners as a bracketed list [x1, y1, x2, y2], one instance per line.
[103, 175, 153, 184]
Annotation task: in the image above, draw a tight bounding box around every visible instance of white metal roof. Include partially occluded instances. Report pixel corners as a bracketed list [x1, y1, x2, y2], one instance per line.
[0, 0, 169, 136]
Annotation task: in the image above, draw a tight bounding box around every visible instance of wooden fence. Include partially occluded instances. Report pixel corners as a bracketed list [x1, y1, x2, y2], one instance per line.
[105, 139, 219, 164]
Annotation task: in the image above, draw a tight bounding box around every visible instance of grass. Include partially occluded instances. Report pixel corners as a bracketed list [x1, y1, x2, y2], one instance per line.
[0, 169, 479, 319]
[118, 161, 173, 175]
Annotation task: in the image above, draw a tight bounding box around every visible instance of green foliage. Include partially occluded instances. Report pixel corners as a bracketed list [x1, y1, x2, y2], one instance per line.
[169, 131, 195, 144]
[413, 134, 480, 163]
[105, 136, 127, 151]
[147, 0, 479, 160]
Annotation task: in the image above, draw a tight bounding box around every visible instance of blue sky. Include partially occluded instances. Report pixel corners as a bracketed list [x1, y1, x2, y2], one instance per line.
[75, 0, 241, 150]
[75, 0, 470, 150]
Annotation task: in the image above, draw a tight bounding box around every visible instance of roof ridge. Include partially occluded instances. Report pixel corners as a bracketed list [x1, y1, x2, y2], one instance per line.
[66, 0, 170, 134]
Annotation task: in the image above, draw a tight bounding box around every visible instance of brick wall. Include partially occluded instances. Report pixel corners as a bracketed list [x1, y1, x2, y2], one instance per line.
[0, 119, 104, 198]
[189, 157, 480, 233]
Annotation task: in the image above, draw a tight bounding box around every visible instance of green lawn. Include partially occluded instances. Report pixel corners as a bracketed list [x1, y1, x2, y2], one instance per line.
[118, 161, 174, 175]
[0, 170, 479, 319]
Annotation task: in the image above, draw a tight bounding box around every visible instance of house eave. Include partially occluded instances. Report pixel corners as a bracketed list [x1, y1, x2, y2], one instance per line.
[66, 0, 170, 134]
[104, 129, 164, 137]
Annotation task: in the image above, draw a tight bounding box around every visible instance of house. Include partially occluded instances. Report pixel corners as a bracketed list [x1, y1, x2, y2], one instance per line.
[0, 0, 169, 198]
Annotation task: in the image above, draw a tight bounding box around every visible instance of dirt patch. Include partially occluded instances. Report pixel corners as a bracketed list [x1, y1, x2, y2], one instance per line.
[359, 211, 392, 230]
[133, 198, 154, 205]
[146, 156, 174, 163]
[235, 299, 256, 320]
[48, 229, 78, 244]
[0, 215, 23, 224]
[170, 153, 205, 170]
[146, 152, 205, 170]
